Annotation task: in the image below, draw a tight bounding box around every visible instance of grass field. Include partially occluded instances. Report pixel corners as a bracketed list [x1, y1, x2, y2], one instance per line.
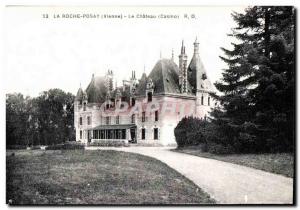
[175, 146, 294, 178]
[6, 149, 215, 205]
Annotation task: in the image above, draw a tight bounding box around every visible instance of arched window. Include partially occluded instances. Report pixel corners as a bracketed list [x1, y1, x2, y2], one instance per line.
[147, 92, 152, 102]
[79, 117, 82, 125]
[201, 96, 204, 105]
[208, 97, 210, 106]
[80, 130, 82, 139]
[87, 116, 91, 125]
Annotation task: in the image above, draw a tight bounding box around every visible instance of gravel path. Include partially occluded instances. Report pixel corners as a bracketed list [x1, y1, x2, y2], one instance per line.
[86, 146, 294, 204]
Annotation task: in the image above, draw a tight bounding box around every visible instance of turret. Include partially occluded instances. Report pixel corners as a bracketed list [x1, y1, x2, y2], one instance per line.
[105, 69, 114, 92]
[179, 40, 188, 93]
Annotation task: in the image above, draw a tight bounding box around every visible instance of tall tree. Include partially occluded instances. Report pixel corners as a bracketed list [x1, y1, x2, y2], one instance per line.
[211, 6, 295, 153]
[6, 89, 75, 147]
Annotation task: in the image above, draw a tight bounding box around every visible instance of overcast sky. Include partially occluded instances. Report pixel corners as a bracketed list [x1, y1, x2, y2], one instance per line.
[4, 6, 246, 97]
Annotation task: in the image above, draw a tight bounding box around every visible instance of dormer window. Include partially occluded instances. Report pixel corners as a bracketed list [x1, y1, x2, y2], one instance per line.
[146, 78, 154, 103]
[83, 102, 87, 111]
[131, 98, 136, 107]
[202, 73, 207, 80]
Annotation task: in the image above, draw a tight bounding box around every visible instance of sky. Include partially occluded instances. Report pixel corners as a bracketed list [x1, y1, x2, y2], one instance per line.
[4, 6, 246, 97]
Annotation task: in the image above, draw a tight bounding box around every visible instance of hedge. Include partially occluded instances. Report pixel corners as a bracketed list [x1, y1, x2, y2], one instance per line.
[45, 141, 85, 150]
[89, 140, 128, 147]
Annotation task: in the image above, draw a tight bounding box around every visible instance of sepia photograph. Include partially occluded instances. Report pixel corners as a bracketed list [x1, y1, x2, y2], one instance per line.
[4, 4, 295, 205]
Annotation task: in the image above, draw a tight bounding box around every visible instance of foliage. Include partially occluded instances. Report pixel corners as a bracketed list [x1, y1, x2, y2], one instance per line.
[210, 6, 295, 153]
[6, 89, 75, 147]
[6, 145, 27, 150]
[89, 140, 128, 147]
[174, 117, 208, 147]
[45, 142, 85, 150]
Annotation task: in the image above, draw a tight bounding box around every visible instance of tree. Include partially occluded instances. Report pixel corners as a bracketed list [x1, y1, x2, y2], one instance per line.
[6, 89, 75, 147]
[211, 6, 295, 153]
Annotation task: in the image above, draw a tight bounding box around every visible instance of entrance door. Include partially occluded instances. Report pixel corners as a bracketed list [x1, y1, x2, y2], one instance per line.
[130, 128, 136, 143]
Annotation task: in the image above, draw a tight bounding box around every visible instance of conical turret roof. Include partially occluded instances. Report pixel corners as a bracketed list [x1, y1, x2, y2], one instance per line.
[188, 39, 215, 93]
[75, 86, 84, 101]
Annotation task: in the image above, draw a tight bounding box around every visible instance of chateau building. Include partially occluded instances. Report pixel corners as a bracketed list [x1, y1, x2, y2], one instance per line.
[74, 38, 216, 146]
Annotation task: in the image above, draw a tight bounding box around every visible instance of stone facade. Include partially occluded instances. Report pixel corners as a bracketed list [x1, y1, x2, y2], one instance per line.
[74, 39, 216, 146]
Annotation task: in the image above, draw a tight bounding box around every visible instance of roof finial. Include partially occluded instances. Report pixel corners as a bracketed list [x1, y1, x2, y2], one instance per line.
[144, 64, 146, 74]
[193, 36, 200, 54]
[80, 82, 81, 88]
[160, 50, 162, 59]
[171, 48, 174, 61]
[181, 40, 185, 54]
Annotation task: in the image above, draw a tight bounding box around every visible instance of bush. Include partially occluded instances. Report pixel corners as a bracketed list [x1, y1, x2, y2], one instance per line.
[89, 140, 128, 147]
[207, 142, 235, 154]
[174, 117, 208, 147]
[174, 129, 186, 147]
[6, 145, 27, 150]
[45, 142, 85, 150]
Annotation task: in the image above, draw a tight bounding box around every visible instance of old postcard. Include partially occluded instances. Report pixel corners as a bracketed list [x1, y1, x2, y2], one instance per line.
[4, 5, 295, 205]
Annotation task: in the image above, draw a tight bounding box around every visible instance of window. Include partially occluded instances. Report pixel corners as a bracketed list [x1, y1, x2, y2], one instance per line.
[106, 116, 110, 125]
[79, 117, 82, 125]
[122, 129, 126, 139]
[147, 92, 152, 102]
[201, 96, 204, 105]
[141, 128, 146, 140]
[155, 111, 159, 121]
[116, 115, 120, 124]
[154, 128, 158, 140]
[100, 130, 105, 139]
[142, 112, 146, 122]
[87, 116, 91, 125]
[80, 130, 82, 139]
[208, 97, 210, 106]
[131, 98, 135, 106]
[131, 114, 135, 123]
[83, 102, 86, 111]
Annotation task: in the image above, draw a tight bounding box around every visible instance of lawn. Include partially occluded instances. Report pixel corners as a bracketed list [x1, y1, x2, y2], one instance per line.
[6, 149, 215, 205]
[175, 146, 294, 178]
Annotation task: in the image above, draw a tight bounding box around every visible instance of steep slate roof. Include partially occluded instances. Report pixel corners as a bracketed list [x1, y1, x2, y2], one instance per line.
[85, 75, 107, 103]
[188, 52, 215, 93]
[136, 59, 193, 96]
[75, 87, 84, 101]
[135, 73, 147, 96]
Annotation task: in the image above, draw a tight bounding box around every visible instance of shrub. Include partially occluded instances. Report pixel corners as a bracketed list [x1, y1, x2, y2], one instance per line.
[6, 145, 27, 150]
[45, 142, 85, 150]
[174, 117, 208, 147]
[89, 140, 128, 147]
[207, 142, 235, 154]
